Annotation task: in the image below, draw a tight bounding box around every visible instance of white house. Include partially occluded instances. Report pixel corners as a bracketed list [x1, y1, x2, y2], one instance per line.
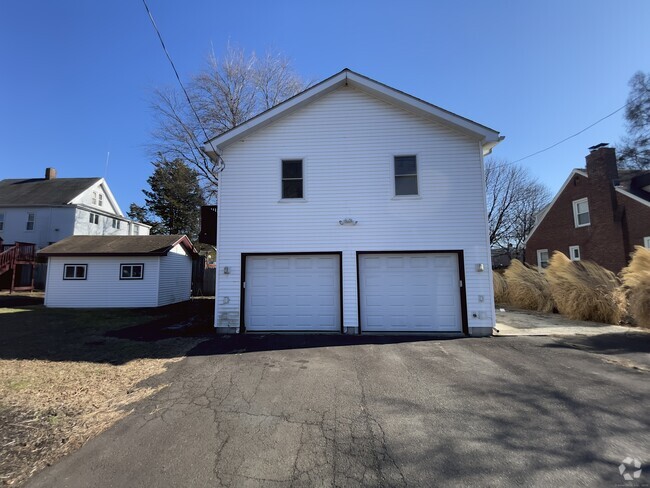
[0, 168, 150, 251]
[204, 69, 502, 336]
[38, 235, 196, 308]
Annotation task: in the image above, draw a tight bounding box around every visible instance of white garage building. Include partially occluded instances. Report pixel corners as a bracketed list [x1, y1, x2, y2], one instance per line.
[204, 69, 502, 336]
[39, 235, 196, 308]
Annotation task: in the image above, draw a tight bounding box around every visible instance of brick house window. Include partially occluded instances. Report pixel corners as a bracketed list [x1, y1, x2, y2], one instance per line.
[537, 249, 549, 269]
[644, 237, 650, 248]
[572, 198, 590, 227]
[569, 245, 581, 261]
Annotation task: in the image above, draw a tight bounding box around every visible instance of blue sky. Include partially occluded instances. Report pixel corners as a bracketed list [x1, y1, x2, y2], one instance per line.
[1, 0, 649, 209]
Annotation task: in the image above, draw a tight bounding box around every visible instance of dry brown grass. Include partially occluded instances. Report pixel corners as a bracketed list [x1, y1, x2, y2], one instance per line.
[493, 271, 509, 304]
[545, 252, 624, 324]
[620, 246, 650, 328]
[503, 259, 554, 312]
[0, 300, 211, 486]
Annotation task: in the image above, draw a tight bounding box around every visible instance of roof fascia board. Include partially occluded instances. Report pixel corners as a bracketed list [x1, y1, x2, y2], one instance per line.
[524, 169, 587, 245]
[616, 187, 650, 208]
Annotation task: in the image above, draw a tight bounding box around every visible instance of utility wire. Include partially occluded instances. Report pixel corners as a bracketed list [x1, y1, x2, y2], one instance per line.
[141, 0, 224, 171]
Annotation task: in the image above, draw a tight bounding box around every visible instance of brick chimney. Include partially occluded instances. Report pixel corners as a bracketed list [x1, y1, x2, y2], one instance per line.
[45, 167, 57, 180]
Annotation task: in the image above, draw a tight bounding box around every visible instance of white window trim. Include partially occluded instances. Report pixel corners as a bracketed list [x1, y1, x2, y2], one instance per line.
[392, 154, 420, 198]
[278, 157, 307, 202]
[120, 263, 144, 280]
[572, 197, 590, 228]
[644, 236, 650, 248]
[537, 249, 549, 269]
[569, 245, 581, 261]
[63, 264, 87, 280]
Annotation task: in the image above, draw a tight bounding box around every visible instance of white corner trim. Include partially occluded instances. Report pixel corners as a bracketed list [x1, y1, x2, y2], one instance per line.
[205, 69, 501, 153]
[524, 169, 588, 245]
[615, 187, 650, 208]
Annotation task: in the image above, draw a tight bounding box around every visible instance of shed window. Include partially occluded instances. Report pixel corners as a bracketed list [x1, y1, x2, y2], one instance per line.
[63, 264, 87, 280]
[26, 212, 35, 231]
[281, 160, 303, 199]
[133, 224, 139, 235]
[572, 198, 590, 227]
[120, 264, 144, 280]
[394, 156, 418, 196]
[537, 249, 549, 269]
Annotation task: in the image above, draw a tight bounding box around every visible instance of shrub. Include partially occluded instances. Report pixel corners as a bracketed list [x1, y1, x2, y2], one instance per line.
[620, 246, 650, 328]
[493, 271, 508, 303]
[545, 252, 624, 324]
[503, 259, 554, 312]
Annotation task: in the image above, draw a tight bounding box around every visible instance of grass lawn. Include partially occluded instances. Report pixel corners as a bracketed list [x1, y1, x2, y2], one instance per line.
[0, 293, 213, 486]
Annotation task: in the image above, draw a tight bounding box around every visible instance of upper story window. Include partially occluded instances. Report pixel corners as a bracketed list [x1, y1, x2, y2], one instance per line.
[394, 156, 418, 196]
[572, 198, 590, 227]
[537, 249, 549, 269]
[569, 245, 581, 261]
[63, 264, 87, 280]
[89, 212, 99, 225]
[26, 212, 35, 231]
[112, 218, 120, 229]
[282, 160, 303, 199]
[0, 212, 4, 231]
[98, 194, 103, 207]
[92, 191, 97, 205]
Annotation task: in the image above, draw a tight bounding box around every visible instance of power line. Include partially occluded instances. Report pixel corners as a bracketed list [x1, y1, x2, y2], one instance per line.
[141, 0, 224, 172]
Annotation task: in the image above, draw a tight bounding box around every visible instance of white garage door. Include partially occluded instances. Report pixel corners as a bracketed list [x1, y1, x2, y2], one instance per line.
[244, 254, 341, 332]
[358, 253, 462, 332]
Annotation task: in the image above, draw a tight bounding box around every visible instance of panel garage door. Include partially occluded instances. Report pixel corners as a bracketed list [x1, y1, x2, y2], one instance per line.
[244, 254, 341, 332]
[358, 253, 462, 332]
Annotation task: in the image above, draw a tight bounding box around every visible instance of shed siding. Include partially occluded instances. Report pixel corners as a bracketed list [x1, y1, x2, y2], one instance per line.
[158, 244, 192, 306]
[215, 85, 494, 331]
[44, 256, 160, 308]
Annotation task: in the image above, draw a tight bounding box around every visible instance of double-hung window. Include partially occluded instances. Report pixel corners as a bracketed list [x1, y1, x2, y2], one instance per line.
[569, 245, 581, 261]
[281, 160, 303, 199]
[394, 156, 418, 196]
[120, 264, 144, 280]
[63, 264, 87, 280]
[89, 213, 99, 225]
[0, 212, 4, 231]
[572, 198, 590, 227]
[92, 191, 97, 205]
[26, 212, 35, 231]
[112, 218, 120, 229]
[537, 249, 550, 269]
[98, 194, 103, 207]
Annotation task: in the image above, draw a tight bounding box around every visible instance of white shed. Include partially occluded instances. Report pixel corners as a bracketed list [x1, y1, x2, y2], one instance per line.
[38, 235, 197, 308]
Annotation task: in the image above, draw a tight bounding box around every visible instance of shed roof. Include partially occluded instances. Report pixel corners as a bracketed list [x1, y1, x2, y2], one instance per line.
[38, 235, 197, 257]
[0, 178, 101, 205]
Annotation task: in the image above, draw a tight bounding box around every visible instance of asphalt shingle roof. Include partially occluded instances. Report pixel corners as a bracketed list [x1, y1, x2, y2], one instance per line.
[0, 178, 101, 205]
[38, 235, 196, 257]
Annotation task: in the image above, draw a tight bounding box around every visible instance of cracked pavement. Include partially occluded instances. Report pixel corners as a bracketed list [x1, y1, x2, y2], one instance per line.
[26, 333, 650, 487]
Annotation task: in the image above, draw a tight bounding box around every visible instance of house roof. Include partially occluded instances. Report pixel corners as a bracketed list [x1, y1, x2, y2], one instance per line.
[204, 68, 503, 156]
[38, 235, 198, 257]
[0, 177, 102, 206]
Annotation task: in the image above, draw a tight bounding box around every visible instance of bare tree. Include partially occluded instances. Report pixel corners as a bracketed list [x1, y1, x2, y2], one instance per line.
[485, 159, 551, 253]
[618, 71, 650, 170]
[150, 45, 307, 193]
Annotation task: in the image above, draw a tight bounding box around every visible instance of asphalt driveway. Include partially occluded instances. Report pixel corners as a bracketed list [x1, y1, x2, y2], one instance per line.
[27, 333, 649, 487]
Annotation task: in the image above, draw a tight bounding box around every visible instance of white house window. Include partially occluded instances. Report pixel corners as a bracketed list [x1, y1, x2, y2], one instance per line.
[98, 194, 103, 207]
[112, 218, 120, 229]
[120, 264, 144, 280]
[537, 249, 550, 269]
[394, 155, 418, 196]
[92, 191, 97, 205]
[0, 212, 4, 231]
[26, 212, 35, 231]
[89, 213, 99, 225]
[63, 264, 87, 280]
[281, 160, 303, 199]
[133, 224, 139, 235]
[572, 198, 590, 227]
[644, 236, 650, 248]
[569, 245, 581, 261]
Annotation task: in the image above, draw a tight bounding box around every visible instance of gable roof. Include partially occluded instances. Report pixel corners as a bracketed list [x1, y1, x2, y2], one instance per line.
[0, 177, 101, 206]
[38, 235, 198, 257]
[204, 68, 503, 156]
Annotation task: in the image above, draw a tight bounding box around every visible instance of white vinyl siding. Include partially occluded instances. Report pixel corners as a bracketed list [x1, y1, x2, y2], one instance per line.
[158, 244, 192, 306]
[214, 85, 494, 332]
[45, 256, 160, 308]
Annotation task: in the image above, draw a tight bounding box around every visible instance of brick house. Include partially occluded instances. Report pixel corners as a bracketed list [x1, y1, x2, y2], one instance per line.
[525, 144, 650, 273]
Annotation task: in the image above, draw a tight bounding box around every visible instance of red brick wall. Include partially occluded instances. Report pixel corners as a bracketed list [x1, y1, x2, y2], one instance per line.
[526, 147, 648, 272]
